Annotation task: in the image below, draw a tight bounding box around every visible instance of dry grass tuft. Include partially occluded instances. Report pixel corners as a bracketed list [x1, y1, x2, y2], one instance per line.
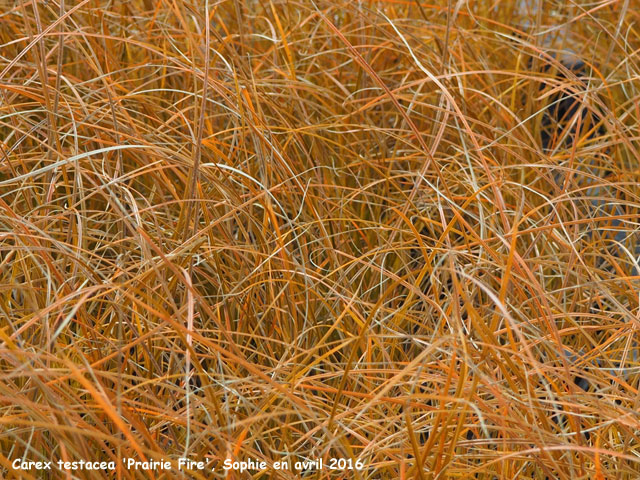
[1, 0, 640, 478]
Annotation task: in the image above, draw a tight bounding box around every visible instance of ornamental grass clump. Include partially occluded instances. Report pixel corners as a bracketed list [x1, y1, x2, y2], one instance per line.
[1, 0, 639, 478]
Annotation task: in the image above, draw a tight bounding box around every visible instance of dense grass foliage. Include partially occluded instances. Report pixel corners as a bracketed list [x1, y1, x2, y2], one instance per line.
[1, 0, 640, 478]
